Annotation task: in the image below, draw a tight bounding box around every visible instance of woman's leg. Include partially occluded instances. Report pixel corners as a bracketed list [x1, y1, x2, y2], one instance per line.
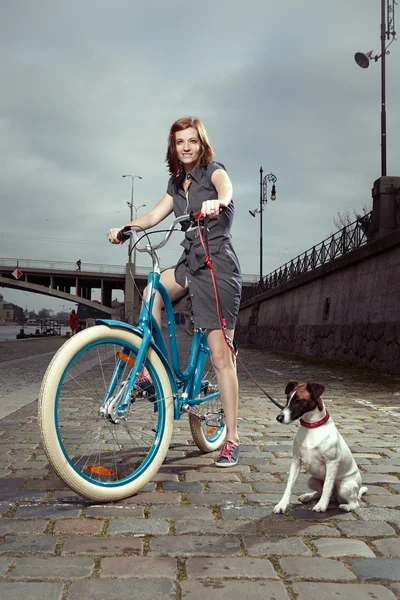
[207, 328, 239, 445]
[149, 268, 188, 327]
[138, 269, 187, 386]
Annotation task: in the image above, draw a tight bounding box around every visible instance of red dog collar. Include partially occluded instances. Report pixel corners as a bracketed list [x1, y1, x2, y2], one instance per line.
[300, 411, 330, 429]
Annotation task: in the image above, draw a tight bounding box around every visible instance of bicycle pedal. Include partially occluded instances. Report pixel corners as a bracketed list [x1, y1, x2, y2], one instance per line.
[204, 412, 225, 428]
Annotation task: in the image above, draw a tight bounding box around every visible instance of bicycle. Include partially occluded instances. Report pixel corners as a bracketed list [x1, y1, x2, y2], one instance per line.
[38, 213, 230, 502]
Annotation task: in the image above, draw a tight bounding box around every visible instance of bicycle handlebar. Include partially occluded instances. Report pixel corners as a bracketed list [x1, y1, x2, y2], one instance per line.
[117, 208, 225, 252]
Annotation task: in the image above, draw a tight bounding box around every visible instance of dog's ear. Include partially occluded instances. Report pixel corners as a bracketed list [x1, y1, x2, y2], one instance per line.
[306, 382, 325, 410]
[285, 381, 299, 395]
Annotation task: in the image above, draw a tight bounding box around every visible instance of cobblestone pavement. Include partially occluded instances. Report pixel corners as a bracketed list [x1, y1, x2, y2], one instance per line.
[1, 332, 400, 599]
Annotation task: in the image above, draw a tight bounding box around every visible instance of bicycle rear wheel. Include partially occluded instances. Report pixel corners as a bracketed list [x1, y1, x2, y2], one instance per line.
[38, 325, 173, 502]
[189, 353, 227, 452]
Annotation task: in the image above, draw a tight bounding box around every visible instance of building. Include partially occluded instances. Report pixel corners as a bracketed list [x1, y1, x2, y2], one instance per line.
[0, 294, 16, 323]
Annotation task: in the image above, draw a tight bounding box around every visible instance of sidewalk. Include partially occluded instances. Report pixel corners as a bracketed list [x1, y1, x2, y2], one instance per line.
[0, 332, 400, 599]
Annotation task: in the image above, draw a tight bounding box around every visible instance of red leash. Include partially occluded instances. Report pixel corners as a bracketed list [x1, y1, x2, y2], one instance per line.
[196, 215, 284, 410]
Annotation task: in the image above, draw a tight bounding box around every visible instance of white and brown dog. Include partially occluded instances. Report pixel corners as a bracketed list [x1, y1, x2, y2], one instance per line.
[273, 381, 367, 513]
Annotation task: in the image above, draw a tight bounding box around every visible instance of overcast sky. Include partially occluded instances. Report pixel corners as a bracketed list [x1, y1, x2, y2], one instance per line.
[1, 0, 399, 312]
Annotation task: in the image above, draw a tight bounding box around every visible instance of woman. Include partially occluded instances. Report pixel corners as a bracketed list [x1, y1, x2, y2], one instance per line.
[107, 117, 242, 466]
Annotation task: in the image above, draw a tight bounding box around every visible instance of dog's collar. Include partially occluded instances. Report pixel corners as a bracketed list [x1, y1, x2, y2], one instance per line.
[300, 411, 330, 429]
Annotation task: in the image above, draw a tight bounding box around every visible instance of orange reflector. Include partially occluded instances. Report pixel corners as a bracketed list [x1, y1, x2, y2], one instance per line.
[207, 428, 217, 436]
[86, 465, 114, 476]
[116, 351, 135, 367]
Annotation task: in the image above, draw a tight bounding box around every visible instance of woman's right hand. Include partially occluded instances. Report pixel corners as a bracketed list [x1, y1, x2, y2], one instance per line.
[107, 228, 125, 244]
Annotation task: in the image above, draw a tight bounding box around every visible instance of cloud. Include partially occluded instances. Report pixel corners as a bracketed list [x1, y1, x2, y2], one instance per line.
[0, 0, 399, 311]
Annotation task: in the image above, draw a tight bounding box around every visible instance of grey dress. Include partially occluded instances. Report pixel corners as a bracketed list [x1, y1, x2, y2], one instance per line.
[166, 161, 242, 330]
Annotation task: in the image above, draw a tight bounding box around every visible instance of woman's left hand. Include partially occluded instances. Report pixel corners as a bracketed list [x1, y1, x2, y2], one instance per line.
[201, 200, 221, 218]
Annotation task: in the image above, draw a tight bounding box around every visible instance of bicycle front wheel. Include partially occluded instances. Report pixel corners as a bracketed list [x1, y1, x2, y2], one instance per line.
[38, 325, 174, 502]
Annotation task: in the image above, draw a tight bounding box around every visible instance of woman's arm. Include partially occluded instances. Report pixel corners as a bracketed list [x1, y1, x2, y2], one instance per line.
[211, 169, 233, 207]
[201, 168, 233, 218]
[108, 193, 174, 244]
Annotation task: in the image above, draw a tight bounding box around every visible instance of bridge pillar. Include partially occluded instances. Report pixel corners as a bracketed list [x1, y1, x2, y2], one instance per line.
[370, 176, 400, 239]
[124, 263, 142, 324]
[101, 279, 112, 307]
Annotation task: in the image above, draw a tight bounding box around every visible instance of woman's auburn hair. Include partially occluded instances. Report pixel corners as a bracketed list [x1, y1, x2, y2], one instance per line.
[166, 117, 215, 177]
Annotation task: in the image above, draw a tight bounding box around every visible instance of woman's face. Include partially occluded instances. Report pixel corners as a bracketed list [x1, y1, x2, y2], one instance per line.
[175, 127, 201, 170]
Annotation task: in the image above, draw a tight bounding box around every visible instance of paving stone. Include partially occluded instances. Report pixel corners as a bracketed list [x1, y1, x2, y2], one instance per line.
[364, 465, 400, 473]
[207, 482, 253, 493]
[0, 556, 14, 576]
[54, 518, 105, 535]
[0, 519, 48, 535]
[14, 504, 82, 519]
[363, 485, 396, 495]
[107, 518, 169, 535]
[244, 493, 290, 505]
[372, 537, 400, 557]
[220, 506, 286, 520]
[150, 506, 214, 520]
[293, 582, 399, 599]
[361, 474, 400, 484]
[290, 507, 356, 520]
[350, 558, 400, 581]
[62, 536, 142, 555]
[0, 534, 58, 554]
[364, 495, 400, 507]
[0, 490, 47, 502]
[337, 521, 397, 537]
[10, 556, 94, 579]
[120, 492, 181, 504]
[313, 537, 376, 557]
[262, 521, 341, 537]
[152, 472, 179, 482]
[0, 583, 64, 600]
[241, 473, 280, 482]
[0, 478, 25, 492]
[186, 493, 244, 506]
[279, 557, 357, 580]
[149, 535, 242, 557]
[185, 471, 241, 482]
[176, 519, 260, 536]
[25, 479, 67, 490]
[181, 580, 290, 599]
[160, 481, 204, 493]
[186, 556, 279, 579]
[85, 505, 145, 518]
[68, 578, 175, 600]
[100, 556, 177, 578]
[355, 508, 400, 524]
[244, 536, 312, 557]
[51, 490, 87, 503]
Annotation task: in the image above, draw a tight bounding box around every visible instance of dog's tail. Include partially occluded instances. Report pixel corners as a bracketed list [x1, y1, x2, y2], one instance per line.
[358, 486, 368, 499]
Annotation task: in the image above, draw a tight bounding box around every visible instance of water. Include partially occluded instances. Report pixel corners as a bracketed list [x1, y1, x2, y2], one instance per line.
[0, 324, 70, 341]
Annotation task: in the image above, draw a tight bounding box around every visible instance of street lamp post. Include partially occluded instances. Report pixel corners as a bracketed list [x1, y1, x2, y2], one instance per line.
[249, 167, 277, 282]
[354, 0, 397, 176]
[122, 174, 144, 267]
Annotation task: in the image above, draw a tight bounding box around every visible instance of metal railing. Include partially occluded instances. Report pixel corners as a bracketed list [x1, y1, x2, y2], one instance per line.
[0, 258, 137, 275]
[242, 212, 373, 303]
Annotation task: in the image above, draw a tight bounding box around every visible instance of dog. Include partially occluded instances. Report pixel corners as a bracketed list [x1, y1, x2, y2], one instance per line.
[273, 381, 367, 513]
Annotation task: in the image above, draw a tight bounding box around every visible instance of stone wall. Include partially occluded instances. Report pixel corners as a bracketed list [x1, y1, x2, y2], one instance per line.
[236, 177, 400, 373]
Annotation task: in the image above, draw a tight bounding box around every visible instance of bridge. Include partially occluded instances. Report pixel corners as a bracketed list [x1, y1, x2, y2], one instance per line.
[0, 257, 258, 319]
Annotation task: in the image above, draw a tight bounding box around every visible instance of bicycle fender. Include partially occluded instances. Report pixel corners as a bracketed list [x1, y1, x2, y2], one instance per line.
[95, 319, 179, 410]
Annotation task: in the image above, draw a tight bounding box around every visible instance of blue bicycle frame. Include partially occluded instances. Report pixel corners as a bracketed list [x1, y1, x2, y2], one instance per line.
[97, 270, 219, 421]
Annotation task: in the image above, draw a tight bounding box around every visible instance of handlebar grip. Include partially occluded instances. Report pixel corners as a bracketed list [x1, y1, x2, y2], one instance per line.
[191, 206, 227, 220]
[117, 226, 132, 242]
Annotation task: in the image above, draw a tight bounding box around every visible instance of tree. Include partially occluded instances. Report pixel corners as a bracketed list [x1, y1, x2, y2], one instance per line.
[38, 308, 51, 319]
[333, 204, 371, 230]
